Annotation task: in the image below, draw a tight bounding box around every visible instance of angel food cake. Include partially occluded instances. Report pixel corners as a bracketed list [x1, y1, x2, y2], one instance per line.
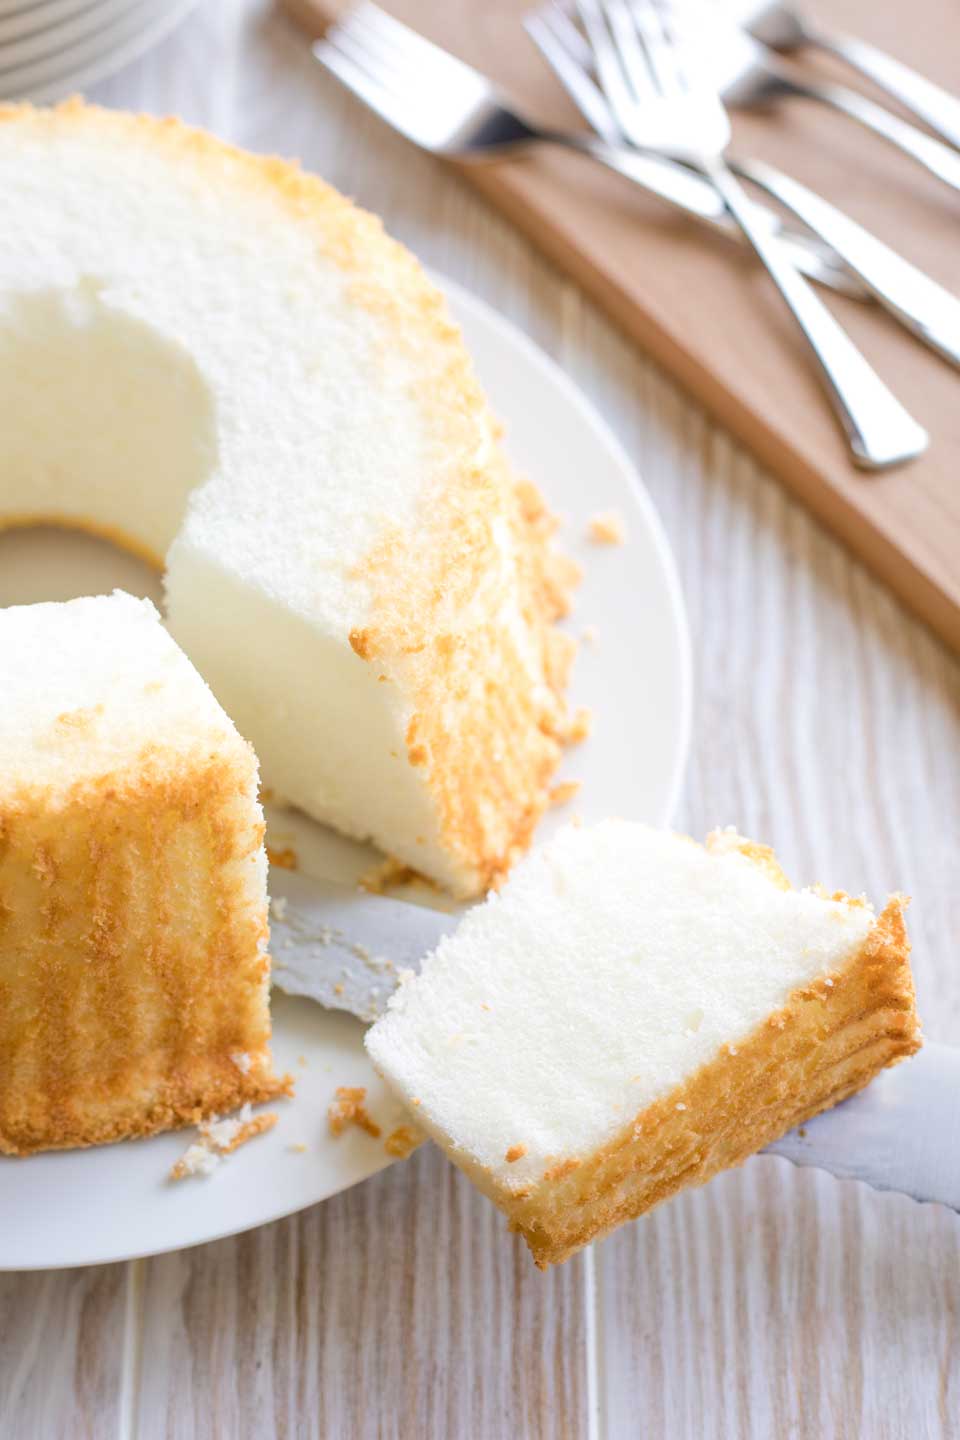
[0, 592, 282, 1156]
[0, 100, 576, 900]
[367, 821, 921, 1267]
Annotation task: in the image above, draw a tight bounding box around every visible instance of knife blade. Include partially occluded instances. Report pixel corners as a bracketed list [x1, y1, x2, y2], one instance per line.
[269, 868, 958, 1213]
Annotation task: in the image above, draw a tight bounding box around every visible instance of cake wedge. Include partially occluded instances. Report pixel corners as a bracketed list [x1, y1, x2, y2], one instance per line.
[366, 821, 920, 1267]
[0, 591, 283, 1156]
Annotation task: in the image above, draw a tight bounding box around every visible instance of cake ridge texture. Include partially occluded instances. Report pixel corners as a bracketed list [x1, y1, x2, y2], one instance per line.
[0, 592, 283, 1157]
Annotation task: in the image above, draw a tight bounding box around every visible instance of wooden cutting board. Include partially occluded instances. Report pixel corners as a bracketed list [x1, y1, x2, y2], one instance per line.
[282, 0, 960, 652]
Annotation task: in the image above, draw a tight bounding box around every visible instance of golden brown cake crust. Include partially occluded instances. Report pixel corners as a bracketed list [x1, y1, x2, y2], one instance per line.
[0, 99, 579, 897]
[0, 741, 284, 1157]
[476, 893, 920, 1268]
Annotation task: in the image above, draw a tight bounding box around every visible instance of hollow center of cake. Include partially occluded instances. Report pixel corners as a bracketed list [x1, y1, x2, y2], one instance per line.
[0, 279, 217, 567]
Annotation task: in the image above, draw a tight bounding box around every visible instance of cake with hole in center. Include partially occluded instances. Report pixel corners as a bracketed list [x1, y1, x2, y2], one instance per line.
[366, 821, 921, 1267]
[0, 100, 577, 899]
[0, 591, 283, 1156]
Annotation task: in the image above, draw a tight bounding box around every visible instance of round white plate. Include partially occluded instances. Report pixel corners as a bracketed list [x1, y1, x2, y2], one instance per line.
[0, 0, 106, 50]
[0, 0, 135, 68]
[0, 0, 197, 99]
[0, 276, 691, 1270]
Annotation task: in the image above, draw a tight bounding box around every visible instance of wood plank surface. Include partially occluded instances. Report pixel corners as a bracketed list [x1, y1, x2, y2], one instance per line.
[1, 2, 959, 1436]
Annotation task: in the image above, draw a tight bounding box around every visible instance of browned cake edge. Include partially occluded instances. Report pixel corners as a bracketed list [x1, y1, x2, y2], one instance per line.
[466, 894, 920, 1267]
[0, 741, 286, 1157]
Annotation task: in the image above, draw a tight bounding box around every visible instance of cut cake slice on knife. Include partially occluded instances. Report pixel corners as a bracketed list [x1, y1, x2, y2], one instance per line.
[366, 821, 920, 1266]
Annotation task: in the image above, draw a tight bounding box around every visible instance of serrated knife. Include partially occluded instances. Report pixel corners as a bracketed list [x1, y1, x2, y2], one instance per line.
[269, 867, 960, 1213]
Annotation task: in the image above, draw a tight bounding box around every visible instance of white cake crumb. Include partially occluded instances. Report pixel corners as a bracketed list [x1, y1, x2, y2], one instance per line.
[270, 895, 288, 922]
[169, 1103, 277, 1181]
[173, 1142, 222, 1178]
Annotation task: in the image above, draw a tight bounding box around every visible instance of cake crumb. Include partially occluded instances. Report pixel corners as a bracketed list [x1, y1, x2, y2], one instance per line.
[267, 846, 298, 871]
[288, 1142, 308, 1154]
[270, 895, 288, 922]
[334, 982, 344, 995]
[170, 1104, 278, 1180]
[587, 509, 627, 545]
[549, 780, 581, 808]
[505, 1143, 527, 1163]
[384, 1123, 425, 1159]
[581, 624, 600, 647]
[298, 1054, 308, 1066]
[328, 1086, 381, 1139]
[567, 707, 592, 744]
[230, 1051, 252, 1074]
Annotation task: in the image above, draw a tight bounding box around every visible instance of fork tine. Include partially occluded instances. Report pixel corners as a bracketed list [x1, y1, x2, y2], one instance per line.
[536, 1, 594, 72]
[575, 0, 636, 125]
[630, 0, 689, 98]
[602, 0, 659, 105]
[334, 3, 485, 95]
[524, 6, 623, 144]
[323, 26, 423, 106]
[315, 37, 432, 146]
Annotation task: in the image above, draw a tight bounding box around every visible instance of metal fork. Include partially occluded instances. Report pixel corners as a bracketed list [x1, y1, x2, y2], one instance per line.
[745, 0, 960, 154]
[311, 2, 857, 294]
[527, 2, 960, 370]
[579, 0, 927, 470]
[691, 19, 960, 197]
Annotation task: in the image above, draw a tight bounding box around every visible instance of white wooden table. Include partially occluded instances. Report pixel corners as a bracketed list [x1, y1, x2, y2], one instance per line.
[2, 3, 959, 1435]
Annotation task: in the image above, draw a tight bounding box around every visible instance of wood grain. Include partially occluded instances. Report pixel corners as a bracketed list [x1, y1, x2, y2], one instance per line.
[1, 1, 959, 1436]
[0, 1263, 130, 1437]
[135, 1147, 590, 1439]
[283, 0, 960, 656]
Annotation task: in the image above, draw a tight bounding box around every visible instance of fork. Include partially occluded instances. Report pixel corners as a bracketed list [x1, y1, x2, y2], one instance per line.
[686, 16, 960, 197]
[745, 0, 960, 154]
[578, 0, 927, 470]
[528, 2, 960, 370]
[311, 2, 858, 295]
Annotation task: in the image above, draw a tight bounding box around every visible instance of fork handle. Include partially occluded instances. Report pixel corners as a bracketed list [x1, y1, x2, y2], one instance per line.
[796, 80, 960, 195]
[808, 30, 960, 155]
[702, 157, 927, 471]
[733, 158, 960, 369]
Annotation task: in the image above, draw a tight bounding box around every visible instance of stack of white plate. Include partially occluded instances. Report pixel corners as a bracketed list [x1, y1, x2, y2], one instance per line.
[0, 0, 199, 100]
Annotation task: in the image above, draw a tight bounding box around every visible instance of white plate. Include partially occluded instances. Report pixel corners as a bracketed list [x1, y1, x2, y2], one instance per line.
[0, 0, 134, 67]
[0, 0, 197, 98]
[0, 276, 691, 1270]
[0, 0, 106, 50]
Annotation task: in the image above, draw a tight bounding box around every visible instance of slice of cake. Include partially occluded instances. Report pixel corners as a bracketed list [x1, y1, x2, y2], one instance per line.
[0, 591, 283, 1156]
[0, 101, 577, 898]
[366, 821, 920, 1267]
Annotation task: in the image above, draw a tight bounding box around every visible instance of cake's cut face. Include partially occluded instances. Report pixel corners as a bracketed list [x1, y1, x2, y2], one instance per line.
[0, 592, 282, 1156]
[0, 101, 577, 898]
[366, 821, 921, 1267]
